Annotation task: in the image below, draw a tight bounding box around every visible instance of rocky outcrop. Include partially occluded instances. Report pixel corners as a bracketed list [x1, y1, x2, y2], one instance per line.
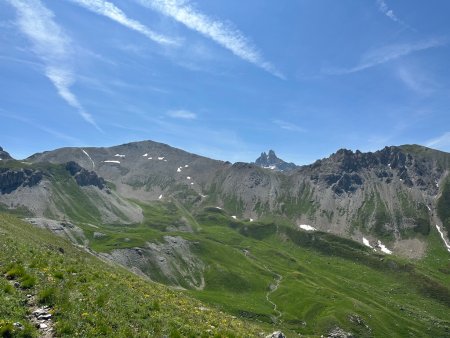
[0, 168, 43, 194]
[65, 161, 105, 189]
[265, 331, 286, 338]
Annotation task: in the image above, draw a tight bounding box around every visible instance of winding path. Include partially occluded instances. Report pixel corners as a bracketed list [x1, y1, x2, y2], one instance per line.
[265, 270, 283, 322]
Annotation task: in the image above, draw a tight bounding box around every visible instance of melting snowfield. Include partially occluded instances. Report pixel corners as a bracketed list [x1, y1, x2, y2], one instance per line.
[362, 237, 373, 249]
[377, 240, 392, 254]
[299, 224, 316, 231]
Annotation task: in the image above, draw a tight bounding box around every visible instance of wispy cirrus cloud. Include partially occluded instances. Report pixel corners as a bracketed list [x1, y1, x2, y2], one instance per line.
[167, 109, 197, 119]
[69, 0, 178, 46]
[0, 109, 82, 144]
[376, 0, 414, 31]
[396, 66, 435, 96]
[324, 38, 447, 75]
[273, 119, 305, 132]
[135, 0, 284, 78]
[426, 132, 450, 149]
[6, 0, 99, 129]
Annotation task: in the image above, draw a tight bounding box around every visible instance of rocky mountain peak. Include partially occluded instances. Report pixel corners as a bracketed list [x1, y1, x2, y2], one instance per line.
[254, 150, 297, 171]
[0, 146, 13, 161]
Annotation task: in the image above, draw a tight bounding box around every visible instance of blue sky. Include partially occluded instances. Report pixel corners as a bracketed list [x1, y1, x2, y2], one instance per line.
[1, 0, 450, 164]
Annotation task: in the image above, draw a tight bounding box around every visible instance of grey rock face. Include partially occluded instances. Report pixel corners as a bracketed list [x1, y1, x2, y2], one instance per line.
[255, 150, 297, 171]
[265, 331, 286, 338]
[0, 168, 43, 194]
[65, 161, 105, 189]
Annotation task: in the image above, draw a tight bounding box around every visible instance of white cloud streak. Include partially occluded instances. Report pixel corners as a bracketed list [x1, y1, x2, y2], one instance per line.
[0, 109, 82, 144]
[396, 66, 434, 96]
[167, 109, 197, 119]
[426, 132, 450, 149]
[376, 0, 415, 32]
[273, 119, 305, 132]
[324, 38, 447, 75]
[6, 0, 99, 129]
[376, 0, 399, 23]
[69, 0, 178, 46]
[135, 0, 284, 78]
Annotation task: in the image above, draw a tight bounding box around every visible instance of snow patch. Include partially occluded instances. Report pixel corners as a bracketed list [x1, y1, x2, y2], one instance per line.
[142, 153, 148, 157]
[184, 165, 189, 168]
[200, 194, 206, 198]
[158, 194, 163, 200]
[231, 216, 237, 219]
[299, 224, 316, 231]
[362, 237, 373, 249]
[190, 182, 194, 185]
[104, 160, 120, 164]
[148, 157, 153, 160]
[427, 205, 432, 212]
[114, 154, 125, 158]
[263, 165, 276, 170]
[250, 218, 254, 222]
[186, 176, 191, 180]
[158, 157, 164, 160]
[435, 224, 450, 253]
[177, 167, 182, 172]
[164, 159, 167, 162]
[215, 206, 222, 210]
[377, 240, 392, 254]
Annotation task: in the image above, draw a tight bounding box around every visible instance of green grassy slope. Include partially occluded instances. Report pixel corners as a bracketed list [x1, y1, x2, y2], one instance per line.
[76, 203, 450, 337]
[0, 213, 263, 337]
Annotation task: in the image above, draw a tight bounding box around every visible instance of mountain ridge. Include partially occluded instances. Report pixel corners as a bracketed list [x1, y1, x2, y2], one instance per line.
[2, 140, 450, 258]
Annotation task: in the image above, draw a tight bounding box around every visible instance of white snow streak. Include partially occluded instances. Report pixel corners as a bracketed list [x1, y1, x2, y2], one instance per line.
[114, 154, 125, 158]
[435, 224, 450, 253]
[104, 160, 120, 164]
[81, 149, 95, 169]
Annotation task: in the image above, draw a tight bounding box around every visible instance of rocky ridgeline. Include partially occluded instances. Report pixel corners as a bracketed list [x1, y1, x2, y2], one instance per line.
[306, 145, 443, 195]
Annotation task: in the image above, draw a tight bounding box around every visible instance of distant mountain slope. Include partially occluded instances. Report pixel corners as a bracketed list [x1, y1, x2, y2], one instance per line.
[254, 150, 297, 171]
[14, 141, 450, 257]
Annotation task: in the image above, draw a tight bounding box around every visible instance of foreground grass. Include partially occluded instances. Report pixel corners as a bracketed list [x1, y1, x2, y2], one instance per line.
[0, 213, 264, 337]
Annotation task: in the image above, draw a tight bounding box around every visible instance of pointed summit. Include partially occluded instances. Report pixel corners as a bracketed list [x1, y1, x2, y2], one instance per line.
[0, 146, 13, 161]
[254, 150, 297, 171]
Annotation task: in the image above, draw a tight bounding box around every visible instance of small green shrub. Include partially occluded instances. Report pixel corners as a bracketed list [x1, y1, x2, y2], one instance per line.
[38, 287, 57, 306]
[20, 274, 36, 289]
[5, 264, 25, 279]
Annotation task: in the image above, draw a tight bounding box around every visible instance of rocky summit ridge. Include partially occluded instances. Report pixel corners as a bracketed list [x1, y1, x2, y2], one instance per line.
[254, 149, 297, 171]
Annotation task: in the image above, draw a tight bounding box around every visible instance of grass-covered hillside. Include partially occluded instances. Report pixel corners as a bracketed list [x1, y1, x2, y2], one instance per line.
[0, 213, 264, 337]
[43, 199, 450, 337]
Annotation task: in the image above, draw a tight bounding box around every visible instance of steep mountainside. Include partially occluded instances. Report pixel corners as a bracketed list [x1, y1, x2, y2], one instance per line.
[22, 141, 450, 258]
